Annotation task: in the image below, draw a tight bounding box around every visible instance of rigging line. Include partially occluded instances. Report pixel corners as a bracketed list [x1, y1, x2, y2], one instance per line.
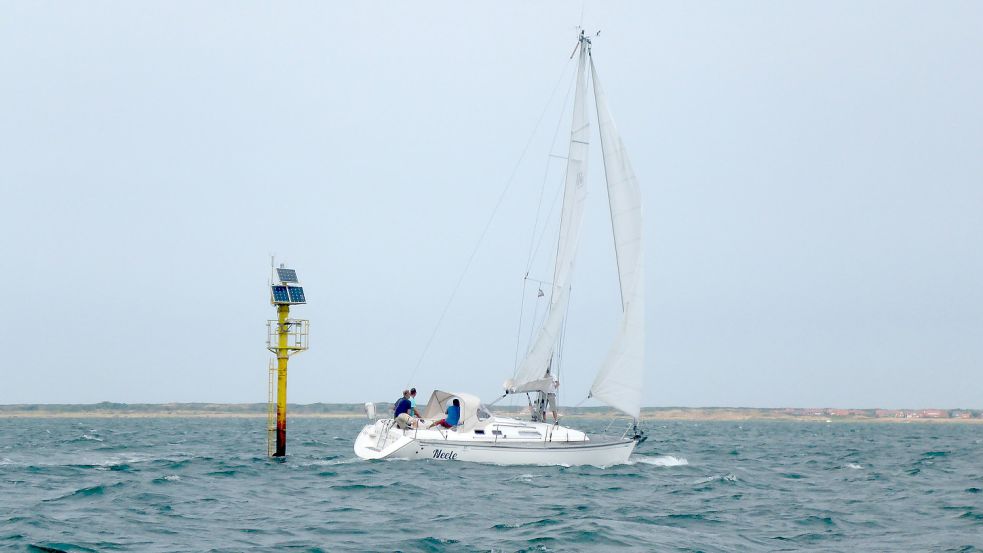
[521, 275, 557, 288]
[553, 324, 564, 407]
[527, 181, 566, 271]
[570, 395, 589, 410]
[485, 393, 508, 408]
[513, 68, 577, 375]
[555, 285, 573, 404]
[591, 56, 626, 309]
[524, 74, 577, 274]
[523, 294, 542, 363]
[406, 56, 576, 388]
[512, 277, 528, 372]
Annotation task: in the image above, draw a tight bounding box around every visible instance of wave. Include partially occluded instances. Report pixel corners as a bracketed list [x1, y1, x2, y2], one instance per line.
[923, 450, 950, 457]
[397, 537, 462, 550]
[29, 544, 98, 553]
[329, 483, 387, 491]
[632, 455, 688, 467]
[43, 482, 126, 502]
[492, 517, 561, 529]
[796, 515, 837, 527]
[67, 485, 108, 498]
[695, 473, 738, 484]
[846, 463, 863, 470]
[305, 457, 364, 467]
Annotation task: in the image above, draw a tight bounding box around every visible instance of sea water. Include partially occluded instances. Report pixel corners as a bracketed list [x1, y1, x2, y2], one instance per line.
[1, 417, 981, 552]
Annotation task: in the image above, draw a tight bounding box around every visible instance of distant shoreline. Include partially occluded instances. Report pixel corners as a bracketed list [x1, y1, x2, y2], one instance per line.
[1, 403, 980, 423]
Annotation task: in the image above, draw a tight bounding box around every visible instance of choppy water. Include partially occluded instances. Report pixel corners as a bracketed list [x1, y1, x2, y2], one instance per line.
[1, 417, 982, 552]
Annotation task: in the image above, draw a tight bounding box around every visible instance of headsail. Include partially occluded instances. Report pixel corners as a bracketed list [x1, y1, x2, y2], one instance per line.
[588, 57, 645, 420]
[509, 36, 591, 393]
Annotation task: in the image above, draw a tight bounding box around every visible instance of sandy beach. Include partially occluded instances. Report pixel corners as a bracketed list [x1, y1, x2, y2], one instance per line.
[2, 404, 980, 423]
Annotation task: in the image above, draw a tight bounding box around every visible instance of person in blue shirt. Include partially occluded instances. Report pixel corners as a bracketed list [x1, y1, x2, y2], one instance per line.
[409, 388, 421, 417]
[428, 398, 461, 429]
[393, 390, 415, 429]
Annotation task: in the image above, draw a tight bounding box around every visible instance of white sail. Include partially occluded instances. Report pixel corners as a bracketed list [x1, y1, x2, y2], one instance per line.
[589, 58, 645, 420]
[510, 39, 591, 393]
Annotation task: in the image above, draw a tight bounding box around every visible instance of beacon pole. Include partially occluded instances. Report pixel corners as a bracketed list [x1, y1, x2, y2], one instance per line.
[275, 304, 289, 457]
[267, 262, 309, 458]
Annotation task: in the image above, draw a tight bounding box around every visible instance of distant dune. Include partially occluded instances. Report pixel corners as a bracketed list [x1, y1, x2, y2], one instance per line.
[0, 403, 980, 422]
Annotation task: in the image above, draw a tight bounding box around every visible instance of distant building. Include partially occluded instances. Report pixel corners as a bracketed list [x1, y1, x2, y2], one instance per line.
[919, 409, 949, 419]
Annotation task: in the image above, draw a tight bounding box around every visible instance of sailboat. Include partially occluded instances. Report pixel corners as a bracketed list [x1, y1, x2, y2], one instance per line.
[354, 31, 645, 466]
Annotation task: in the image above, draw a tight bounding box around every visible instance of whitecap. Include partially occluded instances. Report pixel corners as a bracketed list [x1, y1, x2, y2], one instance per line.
[633, 455, 689, 467]
[163, 475, 181, 481]
[80, 434, 103, 442]
[846, 463, 863, 470]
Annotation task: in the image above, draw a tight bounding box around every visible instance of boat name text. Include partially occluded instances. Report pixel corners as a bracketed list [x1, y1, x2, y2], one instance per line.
[432, 449, 458, 460]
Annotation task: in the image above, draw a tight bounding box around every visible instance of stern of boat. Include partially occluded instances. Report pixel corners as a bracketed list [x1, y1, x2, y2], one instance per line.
[353, 419, 413, 460]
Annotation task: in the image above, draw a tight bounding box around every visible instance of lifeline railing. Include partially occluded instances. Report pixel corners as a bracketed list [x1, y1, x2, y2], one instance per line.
[375, 419, 397, 450]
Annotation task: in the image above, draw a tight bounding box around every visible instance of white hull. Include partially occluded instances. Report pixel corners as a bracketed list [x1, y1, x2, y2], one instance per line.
[354, 417, 636, 467]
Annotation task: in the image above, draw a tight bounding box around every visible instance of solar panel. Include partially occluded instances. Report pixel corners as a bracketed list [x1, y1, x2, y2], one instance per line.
[276, 268, 299, 283]
[271, 286, 290, 303]
[287, 286, 306, 303]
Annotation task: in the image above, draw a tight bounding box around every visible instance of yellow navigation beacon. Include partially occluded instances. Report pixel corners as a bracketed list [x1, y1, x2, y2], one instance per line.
[266, 262, 309, 457]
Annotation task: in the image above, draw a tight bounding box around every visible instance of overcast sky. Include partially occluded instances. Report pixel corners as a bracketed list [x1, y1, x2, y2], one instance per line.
[2, 1, 981, 408]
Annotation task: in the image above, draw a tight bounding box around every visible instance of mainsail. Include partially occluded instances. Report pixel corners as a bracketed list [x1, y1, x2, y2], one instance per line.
[588, 58, 645, 420]
[509, 37, 591, 393]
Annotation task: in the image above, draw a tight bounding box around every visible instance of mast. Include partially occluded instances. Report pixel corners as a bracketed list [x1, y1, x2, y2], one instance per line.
[508, 31, 592, 395]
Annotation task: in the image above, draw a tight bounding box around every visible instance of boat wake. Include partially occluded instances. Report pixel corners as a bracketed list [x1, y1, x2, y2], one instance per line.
[305, 458, 365, 467]
[632, 455, 688, 467]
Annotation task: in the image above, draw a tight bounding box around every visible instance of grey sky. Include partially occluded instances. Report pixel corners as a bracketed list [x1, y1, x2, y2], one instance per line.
[2, 2, 981, 408]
